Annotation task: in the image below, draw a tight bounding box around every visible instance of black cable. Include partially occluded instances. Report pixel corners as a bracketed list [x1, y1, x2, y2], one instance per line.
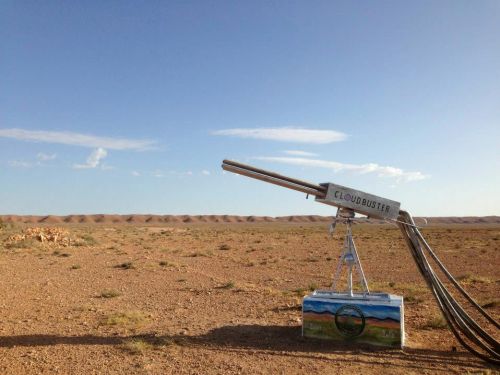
[414, 227, 499, 329]
[397, 210, 500, 365]
[400, 211, 499, 364]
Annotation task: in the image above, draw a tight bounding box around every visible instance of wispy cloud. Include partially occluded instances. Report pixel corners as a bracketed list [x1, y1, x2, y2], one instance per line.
[254, 156, 429, 183]
[283, 150, 318, 157]
[37, 152, 57, 161]
[0, 128, 156, 150]
[73, 148, 108, 169]
[202, 170, 210, 176]
[8, 152, 57, 168]
[213, 127, 347, 144]
[131, 171, 140, 177]
[8, 160, 33, 168]
[152, 170, 194, 178]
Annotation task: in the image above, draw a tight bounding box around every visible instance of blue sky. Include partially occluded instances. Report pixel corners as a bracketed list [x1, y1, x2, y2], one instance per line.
[1, 1, 499, 216]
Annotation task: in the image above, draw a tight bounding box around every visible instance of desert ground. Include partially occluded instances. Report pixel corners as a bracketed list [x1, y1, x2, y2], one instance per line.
[0, 215, 498, 374]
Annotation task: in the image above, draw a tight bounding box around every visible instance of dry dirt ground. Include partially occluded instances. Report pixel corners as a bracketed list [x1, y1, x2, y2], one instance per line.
[0, 219, 498, 374]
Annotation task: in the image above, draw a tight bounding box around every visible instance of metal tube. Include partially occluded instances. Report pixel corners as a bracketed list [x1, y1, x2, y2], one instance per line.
[222, 159, 327, 194]
[222, 163, 326, 198]
[351, 236, 370, 295]
[347, 265, 353, 297]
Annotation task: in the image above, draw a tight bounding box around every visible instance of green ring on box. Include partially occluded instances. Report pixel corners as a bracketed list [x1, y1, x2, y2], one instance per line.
[335, 304, 366, 338]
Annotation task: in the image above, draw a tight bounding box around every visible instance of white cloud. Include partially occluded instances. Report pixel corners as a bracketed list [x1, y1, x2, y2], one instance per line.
[0, 128, 156, 150]
[153, 170, 164, 178]
[202, 170, 210, 175]
[36, 152, 57, 161]
[283, 150, 318, 157]
[254, 156, 429, 183]
[153, 170, 194, 178]
[73, 148, 108, 169]
[212, 127, 347, 144]
[8, 160, 33, 168]
[8, 152, 56, 168]
[131, 171, 140, 177]
[100, 164, 114, 171]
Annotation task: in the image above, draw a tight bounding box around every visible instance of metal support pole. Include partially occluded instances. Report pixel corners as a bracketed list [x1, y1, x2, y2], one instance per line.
[331, 217, 370, 295]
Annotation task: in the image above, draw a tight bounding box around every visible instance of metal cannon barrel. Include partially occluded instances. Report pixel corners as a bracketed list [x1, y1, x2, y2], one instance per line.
[221, 159, 500, 364]
[221, 159, 327, 198]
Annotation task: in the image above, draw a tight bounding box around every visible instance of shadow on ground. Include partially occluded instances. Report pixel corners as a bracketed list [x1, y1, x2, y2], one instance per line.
[0, 324, 488, 371]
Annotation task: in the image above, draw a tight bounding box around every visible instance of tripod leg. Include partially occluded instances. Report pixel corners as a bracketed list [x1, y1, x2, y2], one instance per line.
[350, 235, 370, 294]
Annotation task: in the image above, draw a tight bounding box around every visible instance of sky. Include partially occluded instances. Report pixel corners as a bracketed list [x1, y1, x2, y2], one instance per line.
[1, 1, 499, 217]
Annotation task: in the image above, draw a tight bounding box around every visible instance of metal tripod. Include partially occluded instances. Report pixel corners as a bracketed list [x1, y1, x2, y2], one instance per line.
[331, 210, 370, 296]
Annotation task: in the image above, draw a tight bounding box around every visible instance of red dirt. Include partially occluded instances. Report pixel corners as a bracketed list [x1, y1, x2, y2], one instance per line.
[0, 218, 498, 374]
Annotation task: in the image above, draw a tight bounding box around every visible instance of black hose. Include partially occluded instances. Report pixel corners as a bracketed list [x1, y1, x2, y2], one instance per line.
[397, 210, 499, 365]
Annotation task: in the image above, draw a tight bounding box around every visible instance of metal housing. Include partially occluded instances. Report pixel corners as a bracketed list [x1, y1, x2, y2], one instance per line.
[316, 183, 401, 220]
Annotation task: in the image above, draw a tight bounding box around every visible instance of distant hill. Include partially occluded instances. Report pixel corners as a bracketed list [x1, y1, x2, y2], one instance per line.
[1, 214, 498, 225]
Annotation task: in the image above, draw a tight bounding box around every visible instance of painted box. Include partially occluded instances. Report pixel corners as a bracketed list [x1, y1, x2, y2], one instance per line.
[302, 291, 404, 348]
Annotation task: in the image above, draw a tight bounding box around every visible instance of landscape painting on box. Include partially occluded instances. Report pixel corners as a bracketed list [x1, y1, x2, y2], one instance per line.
[303, 299, 403, 347]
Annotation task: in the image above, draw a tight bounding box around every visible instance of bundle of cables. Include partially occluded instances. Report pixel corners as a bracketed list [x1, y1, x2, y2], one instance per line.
[397, 210, 499, 365]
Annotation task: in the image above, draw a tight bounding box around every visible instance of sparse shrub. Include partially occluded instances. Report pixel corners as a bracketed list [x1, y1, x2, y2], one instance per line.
[154, 337, 174, 347]
[122, 339, 152, 354]
[99, 289, 121, 298]
[0, 219, 15, 231]
[308, 283, 318, 292]
[219, 244, 230, 250]
[115, 262, 135, 270]
[5, 238, 37, 250]
[188, 251, 207, 257]
[80, 234, 97, 246]
[481, 300, 499, 309]
[220, 281, 235, 289]
[404, 288, 424, 304]
[103, 311, 148, 327]
[70, 264, 81, 270]
[293, 288, 307, 297]
[159, 260, 169, 266]
[423, 315, 447, 329]
[456, 273, 491, 284]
